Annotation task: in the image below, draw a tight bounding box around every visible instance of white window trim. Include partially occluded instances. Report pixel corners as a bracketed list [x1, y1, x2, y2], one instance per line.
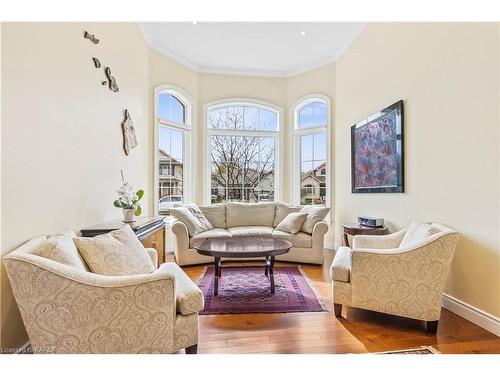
[290, 94, 332, 210]
[153, 84, 194, 215]
[203, 98, 284, 205]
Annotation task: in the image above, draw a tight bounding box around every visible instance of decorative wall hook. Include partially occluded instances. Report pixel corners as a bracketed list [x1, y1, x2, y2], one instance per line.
[84, 31, 99, 44]
[92, 57, 101, 68]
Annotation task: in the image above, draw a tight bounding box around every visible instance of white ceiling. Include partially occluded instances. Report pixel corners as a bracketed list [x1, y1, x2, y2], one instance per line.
[139, 22, 365, 77]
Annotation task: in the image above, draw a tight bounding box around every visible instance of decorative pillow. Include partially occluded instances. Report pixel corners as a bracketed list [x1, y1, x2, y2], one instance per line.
[74, 224, 155, 276]
[36, 231, 89, 271]
[171, 204, 213, 236]
[199, 204, 226, 228]
[299, 205, 330, 234]
[399, 222, 432, 248]
[273, 202, 302, 227]
[275, 212, 309, 234]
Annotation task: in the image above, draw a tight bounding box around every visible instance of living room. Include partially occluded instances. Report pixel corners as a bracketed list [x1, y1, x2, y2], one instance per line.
[1, 0, 500, 370]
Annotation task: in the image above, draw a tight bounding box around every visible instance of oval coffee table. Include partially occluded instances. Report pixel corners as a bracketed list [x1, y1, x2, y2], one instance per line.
[194, 236, 292, 295]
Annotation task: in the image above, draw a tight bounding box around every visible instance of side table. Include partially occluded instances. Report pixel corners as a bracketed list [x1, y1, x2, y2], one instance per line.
[342, 223, 388, 247]
[81, 216, 166, 264]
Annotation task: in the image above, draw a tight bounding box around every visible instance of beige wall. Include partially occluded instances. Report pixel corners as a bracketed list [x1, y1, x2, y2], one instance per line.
[334, 23, 500, 317]
[1, 22, 150, 349]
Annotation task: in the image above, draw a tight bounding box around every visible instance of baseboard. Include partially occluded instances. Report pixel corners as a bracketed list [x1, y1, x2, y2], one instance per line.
[324, 241, 337, 250]
[442, 293, 500, 337]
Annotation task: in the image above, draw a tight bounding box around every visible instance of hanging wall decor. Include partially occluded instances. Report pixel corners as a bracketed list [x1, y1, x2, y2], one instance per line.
[92, 57, 101, 68]
[83, 31, 99, 44]
[105, 67, 119, 92]
[121, 109, 138, 155]
[351, 100, 404, 193]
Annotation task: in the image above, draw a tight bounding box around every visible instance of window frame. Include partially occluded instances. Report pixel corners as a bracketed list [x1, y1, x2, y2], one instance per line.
[291, 94, 332, 208]
[153, 84, 194, 215]
[203, 98, 283, 205]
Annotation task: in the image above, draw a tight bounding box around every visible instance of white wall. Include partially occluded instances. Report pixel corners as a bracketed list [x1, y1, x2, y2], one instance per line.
[1, 22, 150, 349]
[334, 23, 500, 317]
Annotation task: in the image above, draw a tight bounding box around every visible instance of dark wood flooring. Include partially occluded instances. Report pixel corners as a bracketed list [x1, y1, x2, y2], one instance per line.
[170, 250, 500, 354]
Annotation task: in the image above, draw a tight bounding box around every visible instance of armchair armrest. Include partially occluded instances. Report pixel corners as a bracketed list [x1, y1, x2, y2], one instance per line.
[156, 262, 204, 315]
[352, 229, 406, 250]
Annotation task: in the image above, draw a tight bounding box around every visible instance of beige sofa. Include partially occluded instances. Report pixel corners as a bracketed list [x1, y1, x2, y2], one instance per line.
[330, 223, 459, 333]
[3, 234, 204, 354]
[171, 202, 329, 266]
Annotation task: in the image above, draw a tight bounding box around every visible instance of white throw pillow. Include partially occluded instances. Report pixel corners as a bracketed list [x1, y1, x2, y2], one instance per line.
[36, 231, 89, 271]
[171, 204, 213, 236]
[299, 205, 330, 234]
[199, 203, 226, 228]
[275, 212, 309, 234]
[273, 202, 302, 227]
[399, 222, 432, 248]
[74, 224, 155, 276]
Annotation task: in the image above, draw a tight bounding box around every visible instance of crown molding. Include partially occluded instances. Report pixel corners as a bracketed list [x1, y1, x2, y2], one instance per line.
[141, 23, 365, 78]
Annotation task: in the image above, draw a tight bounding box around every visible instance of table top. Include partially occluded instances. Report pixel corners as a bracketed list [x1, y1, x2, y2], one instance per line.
[343, 223, 388, 235]
[194, 237, 292, 258]
[81, 216, 165, 236]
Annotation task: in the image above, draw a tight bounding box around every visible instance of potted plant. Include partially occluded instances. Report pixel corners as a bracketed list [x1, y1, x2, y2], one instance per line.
[114, 180, 144, 223]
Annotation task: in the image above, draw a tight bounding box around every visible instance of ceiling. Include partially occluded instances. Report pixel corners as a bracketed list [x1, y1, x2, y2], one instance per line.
[139, 22, 365, 77]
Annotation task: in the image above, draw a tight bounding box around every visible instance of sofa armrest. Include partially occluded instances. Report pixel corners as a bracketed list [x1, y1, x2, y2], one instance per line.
[330, 246, 351, 282]
[352, 229, 406, 250]
[312, 220, 329, 241]
[171, 220, 190, 257]
[157, 262, 204, 315]
[145, 248, 158, 269]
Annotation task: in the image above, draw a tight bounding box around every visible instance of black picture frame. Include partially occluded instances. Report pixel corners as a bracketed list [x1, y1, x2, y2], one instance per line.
[351, 100, 404, 193]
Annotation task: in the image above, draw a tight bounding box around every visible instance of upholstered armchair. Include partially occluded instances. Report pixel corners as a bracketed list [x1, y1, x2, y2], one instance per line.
[3, 236, 204, 354]
[330, 223, 459, 333]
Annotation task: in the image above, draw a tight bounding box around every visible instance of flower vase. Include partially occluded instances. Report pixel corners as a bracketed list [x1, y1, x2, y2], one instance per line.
[122, 208, 136, 223]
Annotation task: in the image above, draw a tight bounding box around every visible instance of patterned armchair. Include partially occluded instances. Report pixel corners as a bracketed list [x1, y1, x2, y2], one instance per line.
[3, 236, 204, 354]
[330, 223, 459, 333]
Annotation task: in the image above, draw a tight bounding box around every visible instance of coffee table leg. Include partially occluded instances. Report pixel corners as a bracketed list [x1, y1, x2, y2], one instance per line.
[214, 257, 220, 295]
[264, 256, 269, 277]
[269, 256, 275, 293]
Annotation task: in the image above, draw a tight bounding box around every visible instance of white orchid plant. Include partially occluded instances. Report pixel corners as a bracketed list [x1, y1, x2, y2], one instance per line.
[113, 180, 144, 216]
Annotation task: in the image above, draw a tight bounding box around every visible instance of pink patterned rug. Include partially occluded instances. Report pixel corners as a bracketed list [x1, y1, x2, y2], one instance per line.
[197, 266, 327, 314]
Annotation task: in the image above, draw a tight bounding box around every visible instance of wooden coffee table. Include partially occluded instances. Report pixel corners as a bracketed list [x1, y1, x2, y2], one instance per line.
[194, 237, 292, 295]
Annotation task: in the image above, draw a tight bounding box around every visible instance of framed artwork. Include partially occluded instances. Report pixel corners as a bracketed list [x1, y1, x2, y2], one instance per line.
[351, 100, 404, 193]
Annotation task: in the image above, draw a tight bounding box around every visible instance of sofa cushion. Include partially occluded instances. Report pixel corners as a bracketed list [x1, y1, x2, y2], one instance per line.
[226, 202, 276, 227]
[299, 205, 330, 234]
[227, 226, 274, 237]
[171, 204, 212, 236]
[199, 203, 226, 228]
[399, 222, 432, 248]
[275, 212, 309, 234]
[36, 231, 89, 271]
[74, 225, 155, 276]
[190, 228, 232, 248]
[330, 246, 351, 282]
[273, 202, 302, 227]
[272, 229, 312, 248]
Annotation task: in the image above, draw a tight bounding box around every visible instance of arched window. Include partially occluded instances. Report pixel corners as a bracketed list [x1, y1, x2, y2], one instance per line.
[205, 100, 281, 204]
[293, 95, 331, 206]
[154, 85, 193, 214]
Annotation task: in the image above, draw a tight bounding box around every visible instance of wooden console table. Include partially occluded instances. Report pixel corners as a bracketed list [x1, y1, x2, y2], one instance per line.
[81, 216, 166, 264]
[342, 223, 388, 247]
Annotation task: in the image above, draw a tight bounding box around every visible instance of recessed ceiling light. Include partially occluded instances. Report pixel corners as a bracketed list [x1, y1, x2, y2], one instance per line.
[300, 30, 306, 36]
[192, 21, 198, 25]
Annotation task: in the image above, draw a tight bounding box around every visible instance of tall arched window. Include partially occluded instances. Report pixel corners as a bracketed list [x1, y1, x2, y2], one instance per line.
[154, 85, 193, 214]
[292, 95, 331, 206]
[205, 100, 282, 204]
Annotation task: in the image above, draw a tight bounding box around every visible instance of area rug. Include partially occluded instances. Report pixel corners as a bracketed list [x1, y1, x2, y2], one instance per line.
[196, 266, 327, 315]
[377, 346, 441, 354]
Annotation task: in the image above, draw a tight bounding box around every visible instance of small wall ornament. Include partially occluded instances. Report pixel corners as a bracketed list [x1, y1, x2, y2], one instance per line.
[105, 67, 119, 92]
[121, 109, 138, 156]
[83, 31, 99, 44]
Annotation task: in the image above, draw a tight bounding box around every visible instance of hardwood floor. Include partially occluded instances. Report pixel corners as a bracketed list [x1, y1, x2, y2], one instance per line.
[170, 250, 500, 354]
